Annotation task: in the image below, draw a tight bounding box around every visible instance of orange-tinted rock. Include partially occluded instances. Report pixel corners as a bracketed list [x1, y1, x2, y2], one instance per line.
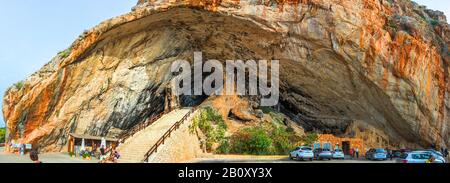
[2, 0, 450, 152]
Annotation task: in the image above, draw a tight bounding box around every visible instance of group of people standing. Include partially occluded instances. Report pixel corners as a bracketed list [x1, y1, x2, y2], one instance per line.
[348, 148, 360, 159]
[98, 145, 121, 163]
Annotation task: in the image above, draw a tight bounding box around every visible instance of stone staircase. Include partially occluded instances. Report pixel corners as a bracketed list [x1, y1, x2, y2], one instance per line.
[117, 108, 192, 163]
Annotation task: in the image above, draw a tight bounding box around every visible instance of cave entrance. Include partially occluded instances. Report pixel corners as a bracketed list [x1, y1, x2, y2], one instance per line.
[342, 141, 351, 155]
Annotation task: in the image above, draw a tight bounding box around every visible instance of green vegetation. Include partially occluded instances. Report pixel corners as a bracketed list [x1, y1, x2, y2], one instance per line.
[300, 132, 318, 146]
[429, 19, 439, 27]
[0, 127, 6, 143]
[224, 124, 301, 155]
[190, 107, 227, 152]
[386, 15, 399, 32]
[58, 47, 72, 58]
[216, 107, 302, 155]
[228, 127, 273, 155]
[13, 81, 24, 90]
[191, 106, 314, 155]
[82, 151, 91, 159]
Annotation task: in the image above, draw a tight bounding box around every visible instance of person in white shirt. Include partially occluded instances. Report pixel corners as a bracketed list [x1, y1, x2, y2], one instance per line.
[355, 148, 359, 159]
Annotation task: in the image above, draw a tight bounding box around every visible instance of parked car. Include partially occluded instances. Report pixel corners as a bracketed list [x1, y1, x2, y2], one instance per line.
[332, 149, 345, 159]
[412, 150, 446, 163]
[365, 148, 387, 160]
[318, 149, 333, 160]
[397, 152, 433, 163]
[391, 150, 402, 158]
[289, 146, 314, 161]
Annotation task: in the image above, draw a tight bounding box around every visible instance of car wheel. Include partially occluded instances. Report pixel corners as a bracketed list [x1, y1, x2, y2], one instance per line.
[310, 158, 313, 161]
[296, 155, 300, 161]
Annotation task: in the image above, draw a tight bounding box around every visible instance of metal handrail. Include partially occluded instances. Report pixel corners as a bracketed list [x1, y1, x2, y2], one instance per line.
[118, 111, 167, 143]
[142, 107, 197, 162]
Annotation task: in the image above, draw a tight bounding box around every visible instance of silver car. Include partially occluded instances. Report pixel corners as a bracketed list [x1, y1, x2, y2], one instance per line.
[332, 149, 345, 159]
[318, 149, 333, 160]
[398, 152, 433, 163]
[411, 150, 446, 163]
[289, 146, 314, 161]
[366, 148, 387, 160]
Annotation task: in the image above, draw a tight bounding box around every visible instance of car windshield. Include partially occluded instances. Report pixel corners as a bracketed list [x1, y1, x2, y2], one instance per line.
[335, 149, 342, 152]
[301, 147, 312, 151]
[400, 153, 409, 159]
[323, 149, 330, 152]
[375, 149, 386, 153]
[412, 153, 431, 159]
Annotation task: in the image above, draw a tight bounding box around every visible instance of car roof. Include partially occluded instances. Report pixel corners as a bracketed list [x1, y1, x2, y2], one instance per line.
[412, 150, 442, 155]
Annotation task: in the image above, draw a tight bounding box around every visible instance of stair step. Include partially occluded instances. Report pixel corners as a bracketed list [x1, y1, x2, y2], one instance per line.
[115, 108, 193, 162]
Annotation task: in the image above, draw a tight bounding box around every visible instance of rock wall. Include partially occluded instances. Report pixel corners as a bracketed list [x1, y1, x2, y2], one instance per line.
[2, 0, 450, 152]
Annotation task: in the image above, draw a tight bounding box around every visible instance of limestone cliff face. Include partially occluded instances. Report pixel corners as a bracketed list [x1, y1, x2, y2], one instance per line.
[3, 0, 450, 151]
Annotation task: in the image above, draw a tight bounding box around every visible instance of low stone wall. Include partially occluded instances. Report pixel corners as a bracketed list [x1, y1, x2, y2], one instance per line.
[147, 111, 204, 163]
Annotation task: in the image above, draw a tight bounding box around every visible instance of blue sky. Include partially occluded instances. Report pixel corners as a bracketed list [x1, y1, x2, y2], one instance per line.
[0, 0, 449, 128]
[0, 1, 136, 127]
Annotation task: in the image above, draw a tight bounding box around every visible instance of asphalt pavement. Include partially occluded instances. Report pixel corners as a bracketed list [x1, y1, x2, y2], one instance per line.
[0, 147, 98, 163]
[187, 155, 397, 163]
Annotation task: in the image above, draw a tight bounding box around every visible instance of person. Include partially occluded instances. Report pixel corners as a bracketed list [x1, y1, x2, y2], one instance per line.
[29, 149, 41, 163]
[355, 147, 359, 159]
[349, 148, 354, 159]
[389, 149, 393, 160]
[114, 150, 120, 161]
[444, 148, 449, 162]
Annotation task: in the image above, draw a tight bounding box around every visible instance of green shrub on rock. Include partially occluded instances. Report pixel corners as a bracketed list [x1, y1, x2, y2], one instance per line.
[0, 127, 6, 143]
[229, 126, 273, 155]
[190, 107, 227, 152]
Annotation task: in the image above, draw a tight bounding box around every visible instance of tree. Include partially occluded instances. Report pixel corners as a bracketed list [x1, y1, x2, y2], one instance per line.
[0, 128, 6, 143]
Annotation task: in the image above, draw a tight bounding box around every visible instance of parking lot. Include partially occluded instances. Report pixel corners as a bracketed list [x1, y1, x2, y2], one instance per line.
[186, 155, 397, 163]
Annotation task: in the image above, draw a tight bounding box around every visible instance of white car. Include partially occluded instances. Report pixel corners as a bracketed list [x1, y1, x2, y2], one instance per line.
[398, 152, 432, 163]
[332, 149, 345, 159]
[411, 150, 446, 163]
[290, 146, 314, 161]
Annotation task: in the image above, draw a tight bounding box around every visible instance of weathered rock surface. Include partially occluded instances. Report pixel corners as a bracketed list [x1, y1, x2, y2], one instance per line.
[2, 0, 450, 152]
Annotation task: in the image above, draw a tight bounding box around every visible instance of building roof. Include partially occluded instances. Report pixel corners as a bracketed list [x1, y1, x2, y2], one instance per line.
[69, 133, 118, 142]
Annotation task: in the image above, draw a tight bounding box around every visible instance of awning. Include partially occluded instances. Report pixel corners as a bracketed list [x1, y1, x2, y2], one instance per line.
[69, 133, 118, 142]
